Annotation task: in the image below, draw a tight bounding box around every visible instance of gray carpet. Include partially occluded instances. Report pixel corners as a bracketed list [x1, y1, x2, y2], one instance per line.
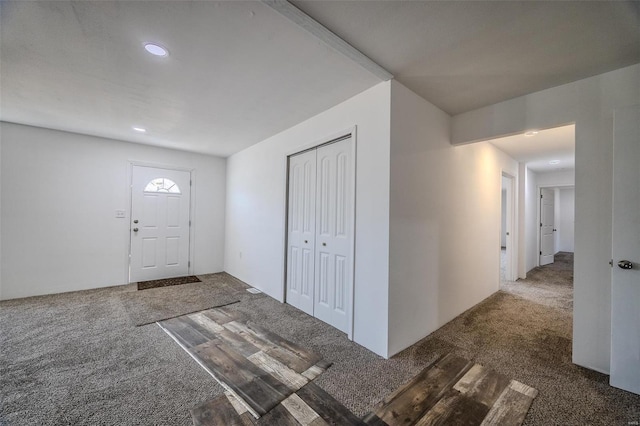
[120, 275, 241, 326]
[501, 251, 574, 310]
[2, 261, 639, 425]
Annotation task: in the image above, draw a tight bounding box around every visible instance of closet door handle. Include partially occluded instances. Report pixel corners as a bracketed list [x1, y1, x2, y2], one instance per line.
[322, 242, 326, 246]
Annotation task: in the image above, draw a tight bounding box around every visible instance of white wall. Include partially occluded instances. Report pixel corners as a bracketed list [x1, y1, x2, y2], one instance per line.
[224, 83, 392, 357]
[558, 187, 575, 252]
[0, 122, 226, 300]
[452, 63, 640, 374]
[537, 170, 575, 187]
[387, 81, 519, 356]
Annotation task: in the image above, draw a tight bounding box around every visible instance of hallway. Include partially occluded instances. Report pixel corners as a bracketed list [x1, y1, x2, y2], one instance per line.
[501, 251, 574, 311]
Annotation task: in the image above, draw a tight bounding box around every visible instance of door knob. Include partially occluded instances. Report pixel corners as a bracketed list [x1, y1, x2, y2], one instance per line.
[133, 228, 139, 232]
[133, 220, 139, 224]
[618, 260, 633, 270]
[304, 240, 308, 244]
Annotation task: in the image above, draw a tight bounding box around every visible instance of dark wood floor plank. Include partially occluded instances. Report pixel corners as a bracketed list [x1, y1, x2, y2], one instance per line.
[159, 316, 209, 348]
[224, 321, 315, 373]
[192, 340, 292, 415]
[204, 307, 244, 325]
[415, 389, 489, 426]
[453, 364, 511, 408]
[372, 354, 444, 409]
[257, 403, 301, 425]
[242, 321, 322, 366]
[247, 351, 309, 390]
[362, 413, 388, 426]
[189, 311, 225, 333]
[191, 395, 251, 426]
[280, 393, 330, 425]
[373, 353, 473, 425]
[480, 380, 537, 426]
[296, 382, 366, 425]
[185, 312, 263, 358]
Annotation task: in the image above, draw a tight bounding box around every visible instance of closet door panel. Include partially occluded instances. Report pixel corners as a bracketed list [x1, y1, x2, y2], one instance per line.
[314, 138, 353, 333]
[286, 150, 316, 315]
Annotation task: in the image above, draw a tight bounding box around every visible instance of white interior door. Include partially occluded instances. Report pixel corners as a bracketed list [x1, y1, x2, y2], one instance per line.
[610, 105, 640, 395]
[540, 188, 555, 266]
[285, 137, 354, 334]
[286, 150, 317, 316]
[313, 138, 353, 333]
[130, 166, 191, 282]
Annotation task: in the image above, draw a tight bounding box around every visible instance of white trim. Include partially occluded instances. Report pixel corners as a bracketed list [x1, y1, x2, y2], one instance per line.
[536, 183, 575, 268]
[261, 0, 392, 81]
[128, 161, 196, 282]
[501, 171, 518, 282]
[282, 126, 357, 341]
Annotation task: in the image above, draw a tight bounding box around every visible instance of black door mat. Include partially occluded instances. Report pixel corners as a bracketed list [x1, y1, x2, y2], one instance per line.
[137, 275, 201, 291]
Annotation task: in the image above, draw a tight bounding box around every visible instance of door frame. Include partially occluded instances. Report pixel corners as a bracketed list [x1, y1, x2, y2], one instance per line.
[536, 183, 573, 268]
[282, 126, 357, 340]
[501, 171, 518, 282]
[127, 161, 196, 283]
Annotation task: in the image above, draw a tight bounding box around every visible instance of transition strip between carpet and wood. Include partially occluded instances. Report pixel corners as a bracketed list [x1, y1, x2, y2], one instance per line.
[157, 307, 331, 419]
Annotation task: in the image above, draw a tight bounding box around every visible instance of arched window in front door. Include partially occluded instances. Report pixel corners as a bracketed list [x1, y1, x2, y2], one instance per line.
[143, 178, 181, 194]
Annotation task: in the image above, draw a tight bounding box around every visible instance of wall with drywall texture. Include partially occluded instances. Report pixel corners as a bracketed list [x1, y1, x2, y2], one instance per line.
[387, 81, 519, 356]
[0, 122, 226, 300]
[451, 63, 640, 374]
[224, 82, 391, 357]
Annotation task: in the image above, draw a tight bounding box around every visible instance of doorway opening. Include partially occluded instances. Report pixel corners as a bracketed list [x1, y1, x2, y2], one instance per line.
[489, 124, 576, 311]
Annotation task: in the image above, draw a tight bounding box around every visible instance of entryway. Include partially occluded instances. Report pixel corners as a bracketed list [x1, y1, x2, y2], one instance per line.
[130, 165, 192, 282]
[285, 135, 355, 335]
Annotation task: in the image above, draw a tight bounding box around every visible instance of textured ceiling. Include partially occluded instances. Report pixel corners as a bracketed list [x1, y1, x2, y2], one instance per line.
[1, 1, 638, 156]
[293, 0, 640, 115]
[0, 1, 380, 157]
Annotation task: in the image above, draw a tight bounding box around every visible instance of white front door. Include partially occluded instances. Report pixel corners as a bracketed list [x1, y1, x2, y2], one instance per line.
[286, 149, 317, 316]
[610, 105, 640, 395]
[540, 188, 555, 266]
[130, 166, 191, 282]
[285, 137, 354, 334]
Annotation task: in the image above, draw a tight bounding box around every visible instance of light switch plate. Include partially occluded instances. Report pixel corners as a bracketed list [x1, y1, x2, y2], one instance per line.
[115, 210, 126, 218]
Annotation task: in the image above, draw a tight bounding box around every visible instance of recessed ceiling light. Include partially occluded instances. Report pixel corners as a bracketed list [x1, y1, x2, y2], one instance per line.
[143, 43, 168, 57]
[524, 130, 539, 137]
[549, 160, 561, 165]
[133, 126, 147, 133]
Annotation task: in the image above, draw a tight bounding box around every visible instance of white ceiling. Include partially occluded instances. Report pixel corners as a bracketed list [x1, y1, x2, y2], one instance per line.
[489, 125, 575, 173]
[292, 0, 640, 115]
[0, 1, 380, 157]
[1, 1, 638, 157]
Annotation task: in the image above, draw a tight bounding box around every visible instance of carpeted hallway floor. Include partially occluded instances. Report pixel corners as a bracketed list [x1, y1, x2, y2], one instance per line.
[2, 258, 639, 425]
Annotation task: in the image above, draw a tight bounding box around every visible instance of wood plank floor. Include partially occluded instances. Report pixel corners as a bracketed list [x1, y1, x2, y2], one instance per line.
[162, 308, 536, 426]
[363, 353, 538, 426]
[158, 307, 330, 418]
[191, 383, 365, 426]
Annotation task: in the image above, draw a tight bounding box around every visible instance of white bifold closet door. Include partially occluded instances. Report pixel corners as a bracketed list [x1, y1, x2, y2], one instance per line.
[286, 137, 353, 334]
